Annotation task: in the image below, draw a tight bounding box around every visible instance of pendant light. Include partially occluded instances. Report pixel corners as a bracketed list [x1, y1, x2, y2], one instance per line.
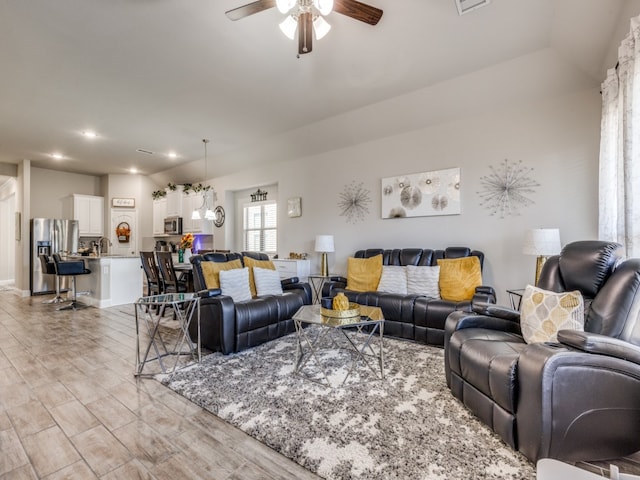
[192, 139, 215, 221]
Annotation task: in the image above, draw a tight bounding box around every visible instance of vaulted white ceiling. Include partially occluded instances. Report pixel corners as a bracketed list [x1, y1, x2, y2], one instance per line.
[0, 0, 637, 182]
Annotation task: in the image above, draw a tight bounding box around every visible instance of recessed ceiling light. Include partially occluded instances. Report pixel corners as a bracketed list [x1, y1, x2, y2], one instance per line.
[129, 168, 138, 174]
[51, 153, 64, 160]
[82, 130, 98, 139]
[168, 152, 178, 159]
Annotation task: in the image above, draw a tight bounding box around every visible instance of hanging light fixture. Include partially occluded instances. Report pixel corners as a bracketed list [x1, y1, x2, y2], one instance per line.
[192, 139, 216, 221]
[277, 0, 334, 52]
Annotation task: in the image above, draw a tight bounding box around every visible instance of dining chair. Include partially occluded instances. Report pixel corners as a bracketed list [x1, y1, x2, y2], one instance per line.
[156, 251, 188, 317]
[140, 251, 163, 311]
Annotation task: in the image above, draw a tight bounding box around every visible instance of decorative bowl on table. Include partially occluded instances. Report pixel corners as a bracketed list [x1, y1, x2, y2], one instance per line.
[320, 303, 361, 319]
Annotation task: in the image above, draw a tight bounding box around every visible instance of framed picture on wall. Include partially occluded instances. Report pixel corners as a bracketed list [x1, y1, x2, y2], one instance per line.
[381, 167, 461, 219]
[287, 197, 302, 218]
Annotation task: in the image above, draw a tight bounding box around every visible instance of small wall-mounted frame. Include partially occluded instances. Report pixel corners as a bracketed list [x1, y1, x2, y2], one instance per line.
[287, 197, 302, 218]
[112, 197, 135, 208]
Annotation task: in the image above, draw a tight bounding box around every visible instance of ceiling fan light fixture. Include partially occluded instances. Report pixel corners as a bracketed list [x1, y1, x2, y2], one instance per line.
[313, 0, 333, 16]
[313, 15, 331, 40]
[276, 0, 296, 14]
[279, 15, 298, 39]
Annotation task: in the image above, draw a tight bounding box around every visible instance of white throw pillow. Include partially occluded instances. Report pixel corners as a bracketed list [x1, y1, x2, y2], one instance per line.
[377, 265, 408, 295]
[219, 267, 252, 302]
[406, 265, 441, 299]
[253, 266, 284, 296]
[520, 285, 584, 344]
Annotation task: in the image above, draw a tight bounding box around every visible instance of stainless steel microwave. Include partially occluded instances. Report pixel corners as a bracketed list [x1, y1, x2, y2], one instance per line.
[164, 216, 182, 235]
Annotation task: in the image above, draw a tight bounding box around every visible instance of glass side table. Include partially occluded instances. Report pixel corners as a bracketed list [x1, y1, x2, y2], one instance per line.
[134, 293, 200, 377]
[506, 288, 525, 310]
[308, 274, 332, 304]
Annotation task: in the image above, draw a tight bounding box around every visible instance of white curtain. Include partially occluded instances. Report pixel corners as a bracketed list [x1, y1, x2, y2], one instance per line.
[599, 15, 640, 257]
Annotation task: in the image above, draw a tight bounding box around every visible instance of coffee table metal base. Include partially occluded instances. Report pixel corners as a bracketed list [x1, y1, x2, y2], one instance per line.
[292, 305, 384, 388]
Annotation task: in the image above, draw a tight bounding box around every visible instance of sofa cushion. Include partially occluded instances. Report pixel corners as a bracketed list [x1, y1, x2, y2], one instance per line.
[219, 267, 252, 302]
[520, 285, 584, 343]
[437, 256, 482, 302]
[347, 254, 383, 292]
[254, 266, 283, 296]
[406, 265, 440, 298]
[201, 259, 243, 289]
[243, 256, 276, 297]
[377, 265, 407, 294]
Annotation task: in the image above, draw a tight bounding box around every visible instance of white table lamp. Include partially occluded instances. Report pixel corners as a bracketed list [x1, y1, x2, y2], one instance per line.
[315, 235, 334, 277]
[523, 228, 561, 285]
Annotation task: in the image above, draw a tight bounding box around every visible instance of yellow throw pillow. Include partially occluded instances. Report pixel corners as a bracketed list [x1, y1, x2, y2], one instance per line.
[520, 285, 584, 343]
[437, 256, 482, 302]
[201, 259, 243, 289]
[243, 256, 276, 297]
[346, 255, 383, 292]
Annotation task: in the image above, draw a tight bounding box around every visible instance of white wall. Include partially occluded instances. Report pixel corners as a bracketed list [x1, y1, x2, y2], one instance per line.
[209, 88, 600, 305]
[31, 167, 101, 219]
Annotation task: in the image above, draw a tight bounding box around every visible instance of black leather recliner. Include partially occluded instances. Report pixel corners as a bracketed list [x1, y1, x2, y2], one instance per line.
[444, 240, 640, 462]
[189, 252, 312, 354]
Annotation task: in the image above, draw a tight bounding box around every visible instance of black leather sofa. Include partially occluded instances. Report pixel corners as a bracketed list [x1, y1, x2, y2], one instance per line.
[444, 241, 640, 462]
[322, 247, 496, 346]
[189, 252, 312, 354]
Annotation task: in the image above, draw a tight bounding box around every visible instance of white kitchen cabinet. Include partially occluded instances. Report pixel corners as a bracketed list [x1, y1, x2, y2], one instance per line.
[69, 194, 104, 236]
[152, 198, 167, 235]
[165, 189, 182, 217]
[272, 259, 310, 283]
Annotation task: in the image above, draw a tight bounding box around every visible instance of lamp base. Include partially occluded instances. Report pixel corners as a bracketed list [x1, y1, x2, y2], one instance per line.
[534, 255, 548, 286]
[320, 252, 329, 277]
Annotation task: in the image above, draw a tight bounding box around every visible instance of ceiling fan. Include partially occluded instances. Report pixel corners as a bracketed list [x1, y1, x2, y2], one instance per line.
[225, 0, 383, 55]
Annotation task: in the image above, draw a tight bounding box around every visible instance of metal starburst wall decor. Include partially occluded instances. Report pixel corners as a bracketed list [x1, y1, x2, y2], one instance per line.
[338, 181, 371, 224]
[477, 159, 539, 218]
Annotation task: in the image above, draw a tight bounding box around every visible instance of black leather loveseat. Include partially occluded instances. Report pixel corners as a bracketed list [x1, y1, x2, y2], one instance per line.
[322, 247, 495, 346]
[444, 241, 640, 462]
[189, 252, 312, 354]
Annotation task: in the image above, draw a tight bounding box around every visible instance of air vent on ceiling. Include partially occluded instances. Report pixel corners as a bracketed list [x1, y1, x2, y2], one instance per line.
[136, 148, 154, 155]
[455, 0, 490, 16]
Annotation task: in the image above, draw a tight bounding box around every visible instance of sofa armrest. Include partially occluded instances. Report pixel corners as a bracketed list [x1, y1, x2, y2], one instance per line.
[472, 303, 520, 322]
[558, 330, 640, 366]
[322, 277, 347, 297]
[282, 281, 312, 304]
[280, 277, 299, 286]
[472, 285, 496, 304]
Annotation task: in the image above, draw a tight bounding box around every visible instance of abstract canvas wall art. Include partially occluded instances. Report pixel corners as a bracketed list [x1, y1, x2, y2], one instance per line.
[381, 167, 461, 219]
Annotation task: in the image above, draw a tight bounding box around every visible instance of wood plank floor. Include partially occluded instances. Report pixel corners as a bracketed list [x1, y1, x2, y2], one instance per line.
[1, 288, 639, 479]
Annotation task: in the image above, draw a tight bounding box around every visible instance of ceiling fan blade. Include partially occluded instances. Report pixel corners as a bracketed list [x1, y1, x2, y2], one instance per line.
[333, 0, 383, 25]
[225, 0, 276, 21]
[298, 12, 313, 55]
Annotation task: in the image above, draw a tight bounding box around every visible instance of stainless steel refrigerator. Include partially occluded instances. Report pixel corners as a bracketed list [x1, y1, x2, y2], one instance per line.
[30, 218, 79, 295]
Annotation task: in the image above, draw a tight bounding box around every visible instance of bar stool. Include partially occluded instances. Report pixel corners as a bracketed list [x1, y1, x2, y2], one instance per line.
[38, 254, 65, 304]
[52, 254, 91, 310]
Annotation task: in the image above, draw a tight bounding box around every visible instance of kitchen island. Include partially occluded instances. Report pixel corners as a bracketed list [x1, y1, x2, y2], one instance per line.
[73, 255, 143, 308]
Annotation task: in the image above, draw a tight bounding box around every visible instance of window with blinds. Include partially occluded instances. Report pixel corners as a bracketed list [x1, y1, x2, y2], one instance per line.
[243, 202, 277, 255]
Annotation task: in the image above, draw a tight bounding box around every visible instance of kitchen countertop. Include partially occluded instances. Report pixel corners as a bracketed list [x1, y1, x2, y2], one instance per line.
[66, 254, 139, 260]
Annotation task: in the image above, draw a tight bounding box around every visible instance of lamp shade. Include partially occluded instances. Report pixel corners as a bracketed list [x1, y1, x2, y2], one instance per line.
[315, 235, 334, 253]
[523, 228, 561, 256]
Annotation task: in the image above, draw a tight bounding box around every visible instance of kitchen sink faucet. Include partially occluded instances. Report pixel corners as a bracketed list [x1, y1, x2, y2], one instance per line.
[97, 237, 112, 256]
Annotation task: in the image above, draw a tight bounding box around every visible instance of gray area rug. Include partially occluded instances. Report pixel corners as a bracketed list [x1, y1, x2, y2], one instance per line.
[159, 328, 535, 479]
